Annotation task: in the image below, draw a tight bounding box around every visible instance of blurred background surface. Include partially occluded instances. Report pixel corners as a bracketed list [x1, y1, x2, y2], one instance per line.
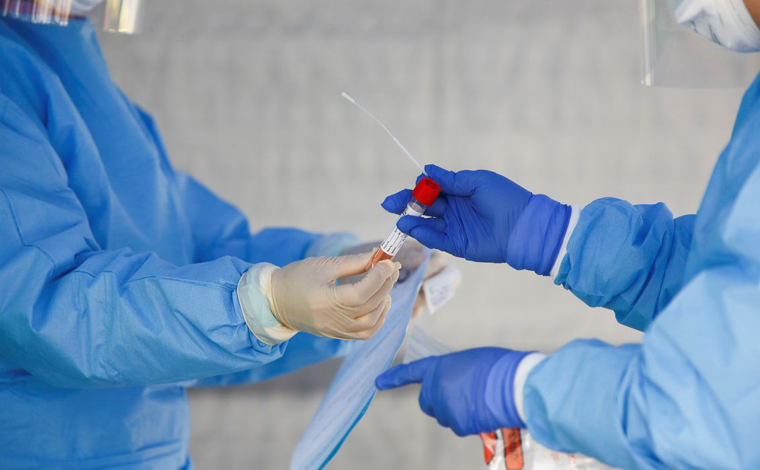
[98, 0, 748, 468]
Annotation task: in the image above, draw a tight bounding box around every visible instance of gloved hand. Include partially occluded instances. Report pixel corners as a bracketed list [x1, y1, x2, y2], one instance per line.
[375, 348, 530, 436]
[341, 241, 455, 317]
[382, 164, 571, 275]
[268, 253, 400, 340]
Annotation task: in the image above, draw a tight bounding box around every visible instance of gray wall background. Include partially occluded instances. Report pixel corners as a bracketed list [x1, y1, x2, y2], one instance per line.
[98, 0, 751, 468]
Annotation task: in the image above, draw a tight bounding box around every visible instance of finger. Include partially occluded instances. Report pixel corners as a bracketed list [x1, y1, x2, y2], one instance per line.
[423, 197, 448, 217]
[382, 187, 448, 218]
[357, 261, 398, 311]
[375, 357, 436, 390]
[394, 241, 425, 270]
[451, 424, 469, 437]
[334, 260, 396, 307]
[436, 413, 452, 431]
[411, 175, 449, 215]
[419, 392, 435, 418]
[327, 252, 373, 279]
[358, 265, 399, 314]
[425, 164, 477, 197]
[352, 298, 391, 340]
[381, 189, 413, 214]
[398, 215, 446, 234]
[349, 299, 388, 331]
[397, 217, 454, 254]
[407, 174, 449, 217]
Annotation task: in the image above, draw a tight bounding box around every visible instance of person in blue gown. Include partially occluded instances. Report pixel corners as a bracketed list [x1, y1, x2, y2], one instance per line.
[377, 0, 760, 467]
[0, 6, 415, 468]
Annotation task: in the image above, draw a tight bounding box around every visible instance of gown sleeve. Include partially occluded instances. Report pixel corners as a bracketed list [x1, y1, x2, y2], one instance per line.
[525, 88, 760, 468]
[131, 104, 358, 267]
[525, 262, 760, 469]
[555, 199, 695, 331]
[0, 96, 286, 389]
[130, 104, 358, 387]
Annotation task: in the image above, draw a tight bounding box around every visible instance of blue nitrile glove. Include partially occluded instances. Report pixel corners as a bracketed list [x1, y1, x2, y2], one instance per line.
[382, 165, 571, 275]
[375, 348, 530, 436]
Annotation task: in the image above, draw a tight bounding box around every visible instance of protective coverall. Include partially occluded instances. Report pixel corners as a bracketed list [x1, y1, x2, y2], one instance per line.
[0, 17, 350, 468]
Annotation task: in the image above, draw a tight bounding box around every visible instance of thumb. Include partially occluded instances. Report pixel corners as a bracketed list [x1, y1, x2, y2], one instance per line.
[375, 357, 436, 390]
[381, 189, 413, 215]
[425, 164, 476, 197]
[334, 259, 397, 307]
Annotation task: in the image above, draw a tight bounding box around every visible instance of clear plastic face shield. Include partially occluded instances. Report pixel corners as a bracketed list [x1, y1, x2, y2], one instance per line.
[640, 0, 760, 87]
[1, 0, 141, 34]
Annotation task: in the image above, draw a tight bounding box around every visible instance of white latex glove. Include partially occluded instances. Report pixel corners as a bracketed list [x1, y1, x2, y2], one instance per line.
[342, 240, 454, 317]
[268, 253, 400, 340]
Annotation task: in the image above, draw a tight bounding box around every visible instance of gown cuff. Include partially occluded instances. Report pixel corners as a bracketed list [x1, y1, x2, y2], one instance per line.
[550, 205, 581, 280]
[514, 352, 548, 424]
[237, 263, 297, 346]
[523, 340, 642, 469]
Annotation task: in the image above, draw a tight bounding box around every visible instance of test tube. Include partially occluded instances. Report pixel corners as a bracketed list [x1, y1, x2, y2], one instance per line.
[369, 177, 441, 268]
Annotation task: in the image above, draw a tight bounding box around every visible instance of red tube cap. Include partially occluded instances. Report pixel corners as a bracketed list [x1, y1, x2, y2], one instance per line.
[412, 177, 441, 206]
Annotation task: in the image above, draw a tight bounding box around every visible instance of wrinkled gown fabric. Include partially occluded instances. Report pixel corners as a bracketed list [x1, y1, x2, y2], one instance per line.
[0, 17, 348, 469]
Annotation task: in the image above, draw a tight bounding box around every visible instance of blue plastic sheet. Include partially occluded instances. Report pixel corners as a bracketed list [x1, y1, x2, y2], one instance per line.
[290, 251, 431, 470]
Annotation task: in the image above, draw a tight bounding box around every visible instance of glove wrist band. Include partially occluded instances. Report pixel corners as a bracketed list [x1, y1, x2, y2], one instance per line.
[505, 195, 572, 276]
[485, 350, 532, 429]
[549, 205, 580, 279]
[237, 264, 297, 346]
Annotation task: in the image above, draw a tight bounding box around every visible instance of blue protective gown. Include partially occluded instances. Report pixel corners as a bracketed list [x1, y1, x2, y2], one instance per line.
[524, 72, 760, 468]
[0, 18, 351, 469]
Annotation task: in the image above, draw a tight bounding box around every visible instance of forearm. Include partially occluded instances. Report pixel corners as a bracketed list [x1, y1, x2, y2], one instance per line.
[554, 198, 695, 331]
[242, 228, 358, 264]
[177, 172, 357, 266]
[523, 340, 645, 469]
[0, 246, 285, 388]
[199, 224, 359, 266]
[191, 333, 353, 387]
[526, 266, 760, 469]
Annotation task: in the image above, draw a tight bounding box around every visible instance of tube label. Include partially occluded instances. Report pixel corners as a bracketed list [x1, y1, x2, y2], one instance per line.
[422, 265, 462, 314]
[379, 205, 424, 257]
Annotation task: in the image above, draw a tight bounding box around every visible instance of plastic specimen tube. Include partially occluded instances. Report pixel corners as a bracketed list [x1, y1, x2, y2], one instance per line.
[369, 177, 441, 268]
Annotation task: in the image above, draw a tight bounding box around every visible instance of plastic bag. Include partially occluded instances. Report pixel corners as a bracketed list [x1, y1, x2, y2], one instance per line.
[401, 326, 616, 470]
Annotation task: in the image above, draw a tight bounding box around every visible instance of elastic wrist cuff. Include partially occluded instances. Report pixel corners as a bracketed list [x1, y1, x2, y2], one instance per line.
[486, 351, 532, 429]
[505, 196, 573, 276]
[514, 353, 548, 425]
[237, 263, 297, 345]
[550, 205, 580, 279]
